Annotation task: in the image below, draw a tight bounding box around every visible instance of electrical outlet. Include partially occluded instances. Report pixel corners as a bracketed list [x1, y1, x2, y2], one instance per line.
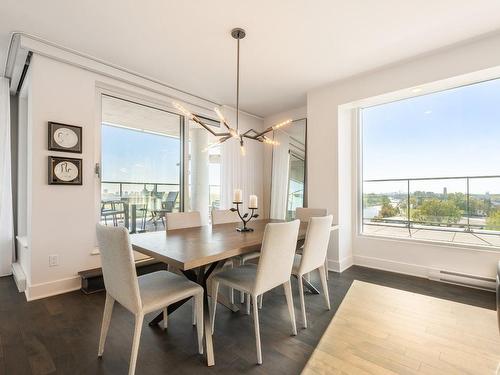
[49, 254, 59, 267]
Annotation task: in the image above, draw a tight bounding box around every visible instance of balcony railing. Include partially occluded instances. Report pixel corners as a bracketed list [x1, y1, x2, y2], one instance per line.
[101, 181, 180, 201]
[101, 181, 222, 232]
[362, 175, 500, 240]
[102, 181, 221, 203]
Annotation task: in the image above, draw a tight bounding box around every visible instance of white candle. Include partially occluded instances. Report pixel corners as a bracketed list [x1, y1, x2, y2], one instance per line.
[249, 195, 258, 209]
[233, 189, 243, 203]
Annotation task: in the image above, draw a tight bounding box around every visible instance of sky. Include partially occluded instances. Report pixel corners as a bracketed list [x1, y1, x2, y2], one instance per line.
[101, 124, 221, 187]
[362, 78, 500, 194]
[102, 124, 181, 184]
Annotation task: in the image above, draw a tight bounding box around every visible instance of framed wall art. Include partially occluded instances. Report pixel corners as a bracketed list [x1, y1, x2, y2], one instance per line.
[48, 122, 82, 153]
[48, 156, 83, 185]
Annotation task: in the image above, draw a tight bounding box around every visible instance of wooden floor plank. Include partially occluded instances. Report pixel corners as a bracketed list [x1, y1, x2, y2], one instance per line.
[301, 281, 500, 375]
[0, 266, 495, 374]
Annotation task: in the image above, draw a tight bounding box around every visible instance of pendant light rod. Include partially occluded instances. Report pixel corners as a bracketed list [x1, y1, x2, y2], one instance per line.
[231, 28, 246, 132]
[236, 37, 240, 131]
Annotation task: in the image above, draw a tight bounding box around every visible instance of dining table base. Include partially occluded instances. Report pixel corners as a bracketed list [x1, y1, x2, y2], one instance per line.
[294, 274, 321, 295]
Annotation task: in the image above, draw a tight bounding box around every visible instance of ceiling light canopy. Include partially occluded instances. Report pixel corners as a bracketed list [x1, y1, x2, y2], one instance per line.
[173, 28, 292, 155]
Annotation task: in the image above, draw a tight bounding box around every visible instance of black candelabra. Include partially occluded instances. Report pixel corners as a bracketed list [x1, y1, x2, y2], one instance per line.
[231, 202, 259, 232]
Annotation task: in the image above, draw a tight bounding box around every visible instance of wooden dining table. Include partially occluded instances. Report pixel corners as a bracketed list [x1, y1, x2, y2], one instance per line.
[130, 219, 338, 366]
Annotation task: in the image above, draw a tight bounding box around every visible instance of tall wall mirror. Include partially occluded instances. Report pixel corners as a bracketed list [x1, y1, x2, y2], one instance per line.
[270, 119, 307, 220]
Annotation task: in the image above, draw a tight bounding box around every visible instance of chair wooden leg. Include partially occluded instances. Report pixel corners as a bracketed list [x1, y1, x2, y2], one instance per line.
[298, 275, 307, 328]
[252, 295, 262, 364]
[162, 307, 168, 330]
[324, 258, 329, 280]
[195, 292, 204, 354]
[283, 280, 297, 336]
[98, 293, 115, 357]
[319, 265, 331, 310]
[129, 313, 144, 375]
[210, 280, 219, 334]
[192, 298, 197, 326]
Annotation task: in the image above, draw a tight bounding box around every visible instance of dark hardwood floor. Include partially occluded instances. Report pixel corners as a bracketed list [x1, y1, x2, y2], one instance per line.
[0, 266, 495, 375]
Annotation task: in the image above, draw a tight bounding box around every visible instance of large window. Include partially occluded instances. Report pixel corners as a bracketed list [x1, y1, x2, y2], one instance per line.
[361, 78, 500, 247]
[100, 95, 182, 233]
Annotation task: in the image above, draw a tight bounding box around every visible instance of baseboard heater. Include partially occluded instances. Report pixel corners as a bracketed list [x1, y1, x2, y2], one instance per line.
[428, 269, 496, 291]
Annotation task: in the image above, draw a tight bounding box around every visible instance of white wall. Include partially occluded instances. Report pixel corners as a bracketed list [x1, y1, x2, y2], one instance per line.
[27, 55, 101, 299]
[307, 32, 500, 277]
[264, 106, 306, 127]
[16, 73, 30, 284]
[21, 53, 265, 300]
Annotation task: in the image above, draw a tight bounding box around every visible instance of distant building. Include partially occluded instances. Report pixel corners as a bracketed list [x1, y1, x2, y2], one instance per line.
[443, 187, 448, 197]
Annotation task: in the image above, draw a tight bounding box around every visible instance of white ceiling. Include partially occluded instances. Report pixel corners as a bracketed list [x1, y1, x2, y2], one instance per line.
[2, 1, 500, 117]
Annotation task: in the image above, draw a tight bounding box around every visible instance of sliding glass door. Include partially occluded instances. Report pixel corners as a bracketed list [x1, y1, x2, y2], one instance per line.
[100, 95, 182, 233]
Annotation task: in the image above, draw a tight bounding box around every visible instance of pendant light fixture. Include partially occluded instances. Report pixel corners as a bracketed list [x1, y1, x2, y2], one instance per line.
[173, 28, 292, 156]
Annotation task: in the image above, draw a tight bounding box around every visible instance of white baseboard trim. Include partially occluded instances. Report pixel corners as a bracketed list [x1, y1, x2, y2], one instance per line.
[11, 262, 26, 292]
[25, 276, 81, 301]
[328, 256, 354, 273]
[353, 255, 428, 278]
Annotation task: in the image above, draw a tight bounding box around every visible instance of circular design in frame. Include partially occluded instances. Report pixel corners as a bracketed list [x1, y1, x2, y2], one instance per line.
[48, 156, 82, 185]
[54, 160, 79, 181]
[53, 127, 79, 149]
[48, 122, 82, 153]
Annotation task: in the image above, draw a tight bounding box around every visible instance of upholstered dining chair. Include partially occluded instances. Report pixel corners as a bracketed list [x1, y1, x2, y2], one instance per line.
[210, 220, 300, 364]
[95, 225, 203, 375]
[295, 207, 328, 222]
[164, 211, 202, 325]
[166, 211, 202, 230]
[210, 209, 238, 303]
[295, 207, 329, 280]
[211, 209, 239, 225]
[211, 209, 261, 305]
[292, 215, 333, 328]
